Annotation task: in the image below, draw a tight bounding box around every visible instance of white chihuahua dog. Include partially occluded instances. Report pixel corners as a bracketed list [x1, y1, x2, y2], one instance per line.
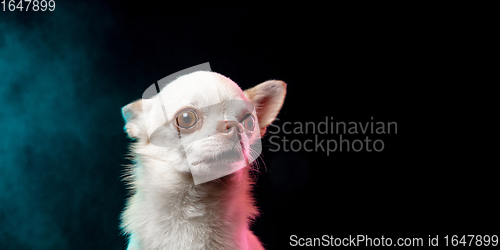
[121, 71, 286, 250]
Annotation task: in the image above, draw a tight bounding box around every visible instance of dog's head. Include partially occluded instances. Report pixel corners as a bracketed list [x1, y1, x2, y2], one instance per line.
[122, 71, 286, 184]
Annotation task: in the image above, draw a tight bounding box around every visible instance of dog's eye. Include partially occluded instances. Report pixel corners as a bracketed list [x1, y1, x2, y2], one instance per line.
[241, 114, 255, 132]
[176, 109, 197, 129]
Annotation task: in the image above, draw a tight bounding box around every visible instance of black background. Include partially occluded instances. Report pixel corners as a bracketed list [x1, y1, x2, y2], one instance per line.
[0, 1, 496, 249]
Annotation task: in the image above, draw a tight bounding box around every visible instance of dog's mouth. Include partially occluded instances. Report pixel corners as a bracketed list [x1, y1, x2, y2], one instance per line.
[190, 148, 244, 166]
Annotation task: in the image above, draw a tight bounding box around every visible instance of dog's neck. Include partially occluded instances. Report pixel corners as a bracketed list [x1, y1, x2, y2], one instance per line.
[122, 155, 258, 250]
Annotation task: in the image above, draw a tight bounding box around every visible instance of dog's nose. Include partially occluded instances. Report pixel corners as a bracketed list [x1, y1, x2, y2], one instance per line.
[217, 120, 243, 139]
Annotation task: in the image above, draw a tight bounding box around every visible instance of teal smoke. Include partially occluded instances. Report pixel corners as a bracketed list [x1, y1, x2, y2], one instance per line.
[0, 3, 128, 249]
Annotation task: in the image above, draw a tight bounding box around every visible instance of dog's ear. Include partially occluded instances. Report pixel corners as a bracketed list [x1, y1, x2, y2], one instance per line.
[121, 99, 152, 139]
[244, 80, 286, 136]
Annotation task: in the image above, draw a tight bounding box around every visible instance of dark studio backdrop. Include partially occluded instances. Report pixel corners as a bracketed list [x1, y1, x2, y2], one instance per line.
[1, 1, 497, 249]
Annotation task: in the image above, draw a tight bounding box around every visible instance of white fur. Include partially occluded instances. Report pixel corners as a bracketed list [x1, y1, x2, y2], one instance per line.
[121, 71, 286, 250]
